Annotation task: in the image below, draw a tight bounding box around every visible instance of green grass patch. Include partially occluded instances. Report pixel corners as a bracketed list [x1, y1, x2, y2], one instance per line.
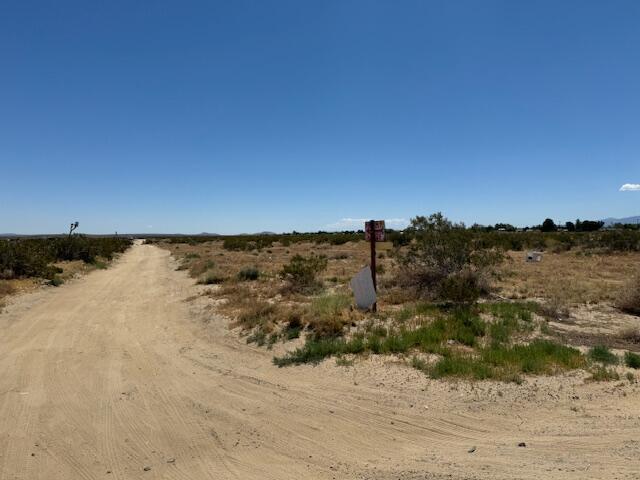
[588, 345, 618, 365]
[431, 354, 495, 380]
[481, 340, 585, 374]
[480, 301, 535, 323]
[92, 259, 108, 269]
[588, 366, 620, 382]
[624, 351, 640, 369]
[395, 302, 440, 322]
[274, 308, 485, 366]
[309, 293, 352, 320]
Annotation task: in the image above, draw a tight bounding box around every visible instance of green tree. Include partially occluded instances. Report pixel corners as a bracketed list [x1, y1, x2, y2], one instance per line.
[541, 218, 557, 232]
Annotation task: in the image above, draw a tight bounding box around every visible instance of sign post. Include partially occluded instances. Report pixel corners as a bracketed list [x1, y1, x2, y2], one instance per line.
[364, 220, 385, 312]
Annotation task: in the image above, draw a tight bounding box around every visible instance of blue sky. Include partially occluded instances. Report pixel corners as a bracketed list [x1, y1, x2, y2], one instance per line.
[1, 0, 639, 234]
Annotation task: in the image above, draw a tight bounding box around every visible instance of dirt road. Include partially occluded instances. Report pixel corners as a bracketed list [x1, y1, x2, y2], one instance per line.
[1, 244, 638, 479]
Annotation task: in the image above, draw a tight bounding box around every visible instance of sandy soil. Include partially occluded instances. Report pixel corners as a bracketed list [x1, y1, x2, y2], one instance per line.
[1, 243, 639, 479]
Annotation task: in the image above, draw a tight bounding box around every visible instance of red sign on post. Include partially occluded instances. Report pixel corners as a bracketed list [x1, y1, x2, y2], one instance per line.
[364, 220, 385, 242]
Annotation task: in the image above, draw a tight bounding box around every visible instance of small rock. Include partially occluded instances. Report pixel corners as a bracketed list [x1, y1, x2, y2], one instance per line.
[518, 442, 527, 447]
[143, 466, 151, 471]
[468, 446, 476, 453]
[31, 453, 35, 457]
[166, 458, 175, 464]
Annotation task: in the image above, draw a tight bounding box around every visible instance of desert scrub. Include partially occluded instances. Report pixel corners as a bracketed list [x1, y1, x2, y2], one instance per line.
[480, 302, 537, 345]
[48, 276, 64, 287]
[306, 293, 352, 337]
[274, 307, 487, 366]
[588, 367, 620, 382]
[197, 272, 225, 285]
[616, 274, 640, 315]
[588, 345, 618, 365]
[0, 236, 131, 280]
[280, 254, 328, 292]
[394, 213, 503, 303]
[237, 267, 260, 281]
[624, 351, 640, 369]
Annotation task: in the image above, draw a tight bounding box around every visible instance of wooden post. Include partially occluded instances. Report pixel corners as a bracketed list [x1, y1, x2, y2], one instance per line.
[369, 219, 377, 312]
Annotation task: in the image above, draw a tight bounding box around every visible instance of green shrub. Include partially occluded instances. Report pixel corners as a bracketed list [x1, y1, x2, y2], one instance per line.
[281, 254, 328, 292]
[48, 276, 64, 287]
[197, 273, 225, 285]
[222, 237, 248, 251]
[624, 351, 640, 369]
[238, 267, 260, 281]
[394, 213, 502, 303]
[0, 236, 131, 279]
[588, 345, 618, 365]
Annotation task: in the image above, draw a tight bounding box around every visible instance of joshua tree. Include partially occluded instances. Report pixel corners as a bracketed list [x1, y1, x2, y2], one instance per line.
[68, 221, 79, 237]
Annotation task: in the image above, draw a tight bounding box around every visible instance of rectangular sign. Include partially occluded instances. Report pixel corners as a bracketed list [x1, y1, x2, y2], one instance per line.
[364, 220, 385, 242]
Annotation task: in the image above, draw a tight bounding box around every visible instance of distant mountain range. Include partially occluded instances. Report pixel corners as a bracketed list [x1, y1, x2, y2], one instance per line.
[602, 216, 640, 226]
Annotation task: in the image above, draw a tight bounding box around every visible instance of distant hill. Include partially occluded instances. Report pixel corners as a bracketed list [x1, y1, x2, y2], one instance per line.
[602, 216, 640, 226]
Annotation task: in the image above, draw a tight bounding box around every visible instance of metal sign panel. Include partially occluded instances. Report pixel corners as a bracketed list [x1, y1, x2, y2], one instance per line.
[350, 266, 377, 310]
[364, 220, 386, 241]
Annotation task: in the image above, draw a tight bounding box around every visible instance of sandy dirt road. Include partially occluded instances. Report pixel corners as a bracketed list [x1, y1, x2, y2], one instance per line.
[1, 243, 639, 479]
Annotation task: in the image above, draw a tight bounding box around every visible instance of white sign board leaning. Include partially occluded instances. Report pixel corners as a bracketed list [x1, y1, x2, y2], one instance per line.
[350, 266, 377, 310]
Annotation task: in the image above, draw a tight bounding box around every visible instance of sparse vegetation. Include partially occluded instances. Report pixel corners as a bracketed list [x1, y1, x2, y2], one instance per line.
[616, 274, 640, 315]
[624, 351, 640, 369]
[588, 345, 618, 365]
[48, 276, 64, 287]
[588, 367, 620, 382]
[158, 216, 640, 384]
[197, 272, 225, 285]
[238, 267, 260, 281]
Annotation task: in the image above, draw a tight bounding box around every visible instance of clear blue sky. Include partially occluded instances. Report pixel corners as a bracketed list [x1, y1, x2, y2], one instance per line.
[1, 0, 639, 234]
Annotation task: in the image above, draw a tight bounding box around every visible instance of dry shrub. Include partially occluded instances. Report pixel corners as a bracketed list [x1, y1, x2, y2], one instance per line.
[619, 327, 640, 344]
[305, 293, 361, 338]
[0, 281, 16, 298]
[236, 300, 278, 330]
[538, 281, 571, 320]
[617, 274, 640, 315]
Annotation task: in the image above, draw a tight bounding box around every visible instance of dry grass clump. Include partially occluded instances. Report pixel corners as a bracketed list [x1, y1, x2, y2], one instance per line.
[616, 274, 640, 315]
[0, 281, 16, 298]
[619, 327, 640, 344]
[536, 281, 571, 320]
